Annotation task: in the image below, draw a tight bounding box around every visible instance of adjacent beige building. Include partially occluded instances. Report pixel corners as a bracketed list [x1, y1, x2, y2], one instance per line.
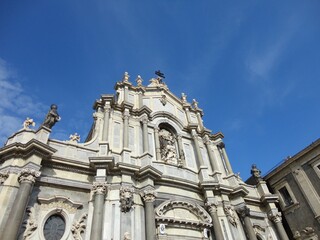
[265, 139, 320, 240]
[0, 72, 289, 240]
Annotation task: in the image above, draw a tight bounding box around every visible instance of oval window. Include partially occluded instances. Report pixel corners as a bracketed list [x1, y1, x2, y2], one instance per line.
[43, 214, 66, 240]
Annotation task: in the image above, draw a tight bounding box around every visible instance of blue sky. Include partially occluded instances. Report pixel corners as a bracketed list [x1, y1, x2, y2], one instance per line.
[0, 1, 319, 179]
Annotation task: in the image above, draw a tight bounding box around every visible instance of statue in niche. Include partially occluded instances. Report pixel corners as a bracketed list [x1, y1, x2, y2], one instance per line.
[42, 104, 61, 129]
[159, 129, 177, 164]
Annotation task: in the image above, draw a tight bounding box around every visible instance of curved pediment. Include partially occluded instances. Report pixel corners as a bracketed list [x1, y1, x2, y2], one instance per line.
[155, 200, 212, 228]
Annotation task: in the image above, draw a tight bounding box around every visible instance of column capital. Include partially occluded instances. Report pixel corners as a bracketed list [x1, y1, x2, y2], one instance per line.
[18, 169, 41, 184]
[92, 182, 108, 195]
[236, 206, 250, 219]
[141, 189, 157, 203]
[154, 127, 159, 133]
[122, 113, 130, 120]
[203, 135, 211, 145]
[217, 142, 225, 149]
[0, 170, 9, 184]
[205, 201, 218, 214]
[268, 210, 282, 223]
[141, 116, 148, 124]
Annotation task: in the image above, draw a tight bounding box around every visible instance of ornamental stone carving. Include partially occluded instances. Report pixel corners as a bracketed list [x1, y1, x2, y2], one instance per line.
[42, 104, 61, 129]
[136, 75, 143, 86]
[205, 201, 218, 214]
[268, 210, 282, 223]
[22, 207, 38, 240]
[91, 182, 108, 195]
[123, 232, 131, 240]
[71, 213, 87, 240]
[160, 94, 167, 106]
[38, 196, 83, 214]
[181, 93, 187, 103]
[0, 171, 9, 184]
[223, 204, 238, 227]
[122, 72, 130, 83]
[141, 189, 157, 202]
[18, 169, 41, 184]
[120, 187, 134, 212]
[236, 206, 250, 219]
[23, 117, 36, 130]
[159, 129, 177, 164]
[69, 133, 80, 142]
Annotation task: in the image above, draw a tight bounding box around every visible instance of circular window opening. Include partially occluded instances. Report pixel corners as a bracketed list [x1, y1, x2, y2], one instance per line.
[43, 214, 66, 240]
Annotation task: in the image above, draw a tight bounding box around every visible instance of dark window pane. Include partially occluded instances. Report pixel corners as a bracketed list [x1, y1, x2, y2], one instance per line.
[279, 187, 294, 207]
[43, 214, 66, 240]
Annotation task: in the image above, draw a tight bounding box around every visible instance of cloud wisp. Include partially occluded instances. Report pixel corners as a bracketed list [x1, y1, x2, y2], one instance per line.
[0, 58, 46, 145]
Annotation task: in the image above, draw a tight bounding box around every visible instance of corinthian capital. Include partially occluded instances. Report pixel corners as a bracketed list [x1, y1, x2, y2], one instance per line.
[268, 210, 282, 223]
[205, 201, 218, 214]
[0, 171, 9, 184]
[141, 189, 157, 202]
[18, 169, 41, 184]
[92, 182, 108, 195]
[236, 206, 250, 219]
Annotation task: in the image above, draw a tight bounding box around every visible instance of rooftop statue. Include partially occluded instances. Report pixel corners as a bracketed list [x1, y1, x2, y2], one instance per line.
[42, 104, 61, 129]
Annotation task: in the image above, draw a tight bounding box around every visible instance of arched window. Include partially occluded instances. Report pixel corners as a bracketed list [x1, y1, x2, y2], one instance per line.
[43, 214, 66, 240]
[158, 123, 179, 165]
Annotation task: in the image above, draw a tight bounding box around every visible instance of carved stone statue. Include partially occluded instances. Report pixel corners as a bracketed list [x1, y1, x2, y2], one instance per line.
[69, 133, 80, 142]
[159, 129, 177, 164]
[251, 164, 262, 180]
[42, 104, 61, 129]
[223, 204, 238, 227]
[23, 118, 35, 130]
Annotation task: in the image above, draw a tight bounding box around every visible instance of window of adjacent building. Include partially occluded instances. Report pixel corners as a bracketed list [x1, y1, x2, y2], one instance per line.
[43, 214, 66, 240]
[278, 186, 294, 207]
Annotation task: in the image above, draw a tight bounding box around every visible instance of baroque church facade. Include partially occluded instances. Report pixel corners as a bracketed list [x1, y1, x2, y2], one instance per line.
[0, 72, 289, 240]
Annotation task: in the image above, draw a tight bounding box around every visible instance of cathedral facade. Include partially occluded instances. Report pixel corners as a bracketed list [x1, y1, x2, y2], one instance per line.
[0, 73, 288, 240]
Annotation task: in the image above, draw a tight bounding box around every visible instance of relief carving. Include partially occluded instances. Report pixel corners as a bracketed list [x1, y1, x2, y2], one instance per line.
[141, 189, 157, 203]
[71, 213, 87, 240]
[18, 169, 41, 184]
[223, 204, 238, 227]
[91, 182, 108, 195]
[22, 207, 38, 240]
[120, 187, 134, 212]
[159, 129, 177, 164]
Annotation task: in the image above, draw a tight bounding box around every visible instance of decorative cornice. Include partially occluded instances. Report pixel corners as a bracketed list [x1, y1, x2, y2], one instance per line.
[156, 200, 212, 228]
[18, 168, 41, 184]
[0, 139, 56, 162]
[38, 195, 83, 210]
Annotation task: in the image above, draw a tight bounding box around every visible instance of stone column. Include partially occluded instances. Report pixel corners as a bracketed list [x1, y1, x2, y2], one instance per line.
[204, 137, 220, 172]
[217, 142, 233, 174]
[141, 190, 157, 240]
[206, 202, 224, 240]
[3, 169, 40, 240]
[123, 111, 130, 148]
[154, 127, 161, 160]
[196, 112, 204, 130]
[102, 107, 111, 141]
[177, 135, 185, 166]
[191, 129, 205, 166]
[268, 211, 289, 240]
[141, 117, 149, 153]
[90, 182, 108, 240]
[237, 206, 257, 240]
